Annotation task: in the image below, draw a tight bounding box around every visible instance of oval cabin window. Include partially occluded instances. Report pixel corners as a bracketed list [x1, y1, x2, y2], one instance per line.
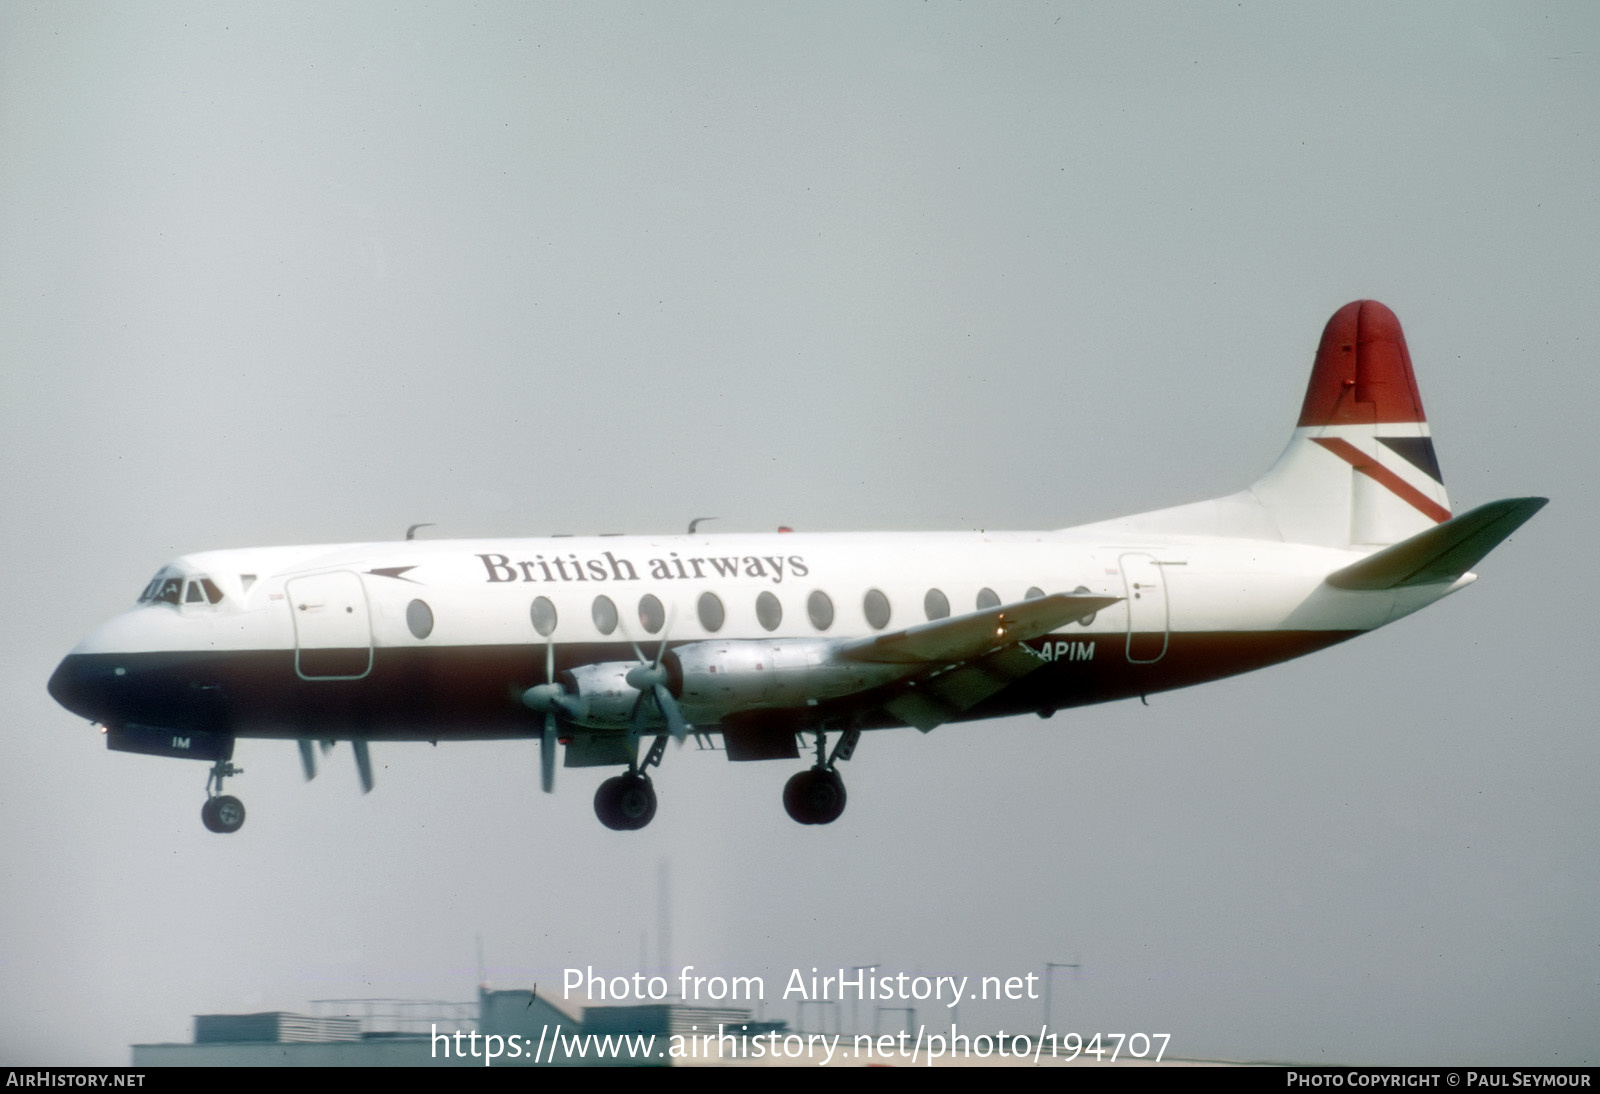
[697, 591, 725, 633]
[756, 591, 782, 632]
[406, 599, 434, 639]
[530, 596, 558, 637]
[807, 590, 834, 631]
[592, 595, 619, 635]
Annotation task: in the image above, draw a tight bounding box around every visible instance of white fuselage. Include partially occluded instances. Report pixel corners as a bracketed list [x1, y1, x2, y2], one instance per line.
[53, 525, 1456, 743]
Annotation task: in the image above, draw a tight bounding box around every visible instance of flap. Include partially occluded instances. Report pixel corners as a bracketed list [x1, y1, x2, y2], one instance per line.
[882, 643, 1049, 732]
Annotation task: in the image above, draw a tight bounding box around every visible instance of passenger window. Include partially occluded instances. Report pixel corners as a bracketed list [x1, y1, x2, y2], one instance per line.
[807, 590, 834, 631]
[1074, 585, 1098, 626]
[756, 591, 782, 632]
[924, 588, 949, 620]
[697, 591, 725, 633]
[406, 599, 434, 639]
[976, 587, 1000, 610]
[639, 593, 665, 634]
[530, 596, 558, 637]
[863, 589, 891, 630]
[592, 595, 618, 635]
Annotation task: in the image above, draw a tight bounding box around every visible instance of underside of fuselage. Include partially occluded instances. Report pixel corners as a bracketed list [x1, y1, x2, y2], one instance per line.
[51, 626, 1361, 743]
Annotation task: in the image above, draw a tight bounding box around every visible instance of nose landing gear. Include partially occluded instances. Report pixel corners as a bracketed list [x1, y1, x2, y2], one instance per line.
[201, 758, 246, 834]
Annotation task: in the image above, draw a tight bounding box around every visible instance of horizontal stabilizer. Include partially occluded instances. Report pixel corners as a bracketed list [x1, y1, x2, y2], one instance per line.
[1325, 497, 1547, 591]
[840, 592, 1120, 665]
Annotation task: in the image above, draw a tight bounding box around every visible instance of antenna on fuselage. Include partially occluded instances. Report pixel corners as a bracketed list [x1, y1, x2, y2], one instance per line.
[688, 517, 716, 534]
[406, 523, 435, 540]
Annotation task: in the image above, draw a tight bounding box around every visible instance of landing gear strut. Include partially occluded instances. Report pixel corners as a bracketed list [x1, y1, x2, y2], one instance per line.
[201, 758, 246, 834]
[593, 734, 665, 831]
[783, 727, 857, 825]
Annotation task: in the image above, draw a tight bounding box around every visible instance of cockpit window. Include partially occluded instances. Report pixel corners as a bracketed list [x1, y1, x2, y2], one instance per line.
[138, 571, 224, 607]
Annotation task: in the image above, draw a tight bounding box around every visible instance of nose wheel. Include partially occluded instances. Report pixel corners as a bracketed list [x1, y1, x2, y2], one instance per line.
[201, 794, 246, 833]
[202, 758, 246, 834]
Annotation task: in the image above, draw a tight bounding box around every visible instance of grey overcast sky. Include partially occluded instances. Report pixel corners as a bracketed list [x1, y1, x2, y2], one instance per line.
[2, 2, 1596, 1067]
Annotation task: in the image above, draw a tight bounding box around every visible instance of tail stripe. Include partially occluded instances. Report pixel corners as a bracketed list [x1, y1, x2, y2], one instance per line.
[1311, 437, 1451, 524]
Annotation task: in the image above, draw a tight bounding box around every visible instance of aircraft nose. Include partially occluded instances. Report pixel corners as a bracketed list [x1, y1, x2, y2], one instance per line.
[48, 653, 113, 722]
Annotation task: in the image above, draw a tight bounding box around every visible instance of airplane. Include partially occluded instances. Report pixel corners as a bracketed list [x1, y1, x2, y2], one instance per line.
[47, 300, 1545, 834]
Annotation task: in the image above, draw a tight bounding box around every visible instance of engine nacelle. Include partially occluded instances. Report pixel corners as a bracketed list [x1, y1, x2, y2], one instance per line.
[665, 639, 907, 715]
[559, 662, 642, 728]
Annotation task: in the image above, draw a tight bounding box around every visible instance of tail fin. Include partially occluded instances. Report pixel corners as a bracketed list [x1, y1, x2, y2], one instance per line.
[1248, 300, 1452, 547]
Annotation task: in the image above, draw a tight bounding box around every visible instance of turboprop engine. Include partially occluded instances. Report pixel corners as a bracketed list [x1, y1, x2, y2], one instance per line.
[664, 639, 908, 714]
[558, 639, 910, 730]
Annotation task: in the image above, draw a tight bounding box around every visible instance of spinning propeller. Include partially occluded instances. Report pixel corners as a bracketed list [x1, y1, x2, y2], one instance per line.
[297, 737, 372, 792]
[624, 630, 689, 745]
[521, 636, 579, 793]
[520, 605, 691, 793]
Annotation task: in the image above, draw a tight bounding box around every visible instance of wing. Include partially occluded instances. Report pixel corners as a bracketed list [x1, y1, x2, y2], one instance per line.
[840, 592, 1121, 732]
[838, 591, 1119, 664]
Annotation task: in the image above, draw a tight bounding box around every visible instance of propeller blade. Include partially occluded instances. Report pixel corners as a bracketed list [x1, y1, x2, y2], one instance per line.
[628, 689, 650, 743]
[653, 683, 690, 743]
[622, 609, 686, 740]
[297, 739, 317, 781]
[540, 711, 557, 793]
[352, 740, 374, 794]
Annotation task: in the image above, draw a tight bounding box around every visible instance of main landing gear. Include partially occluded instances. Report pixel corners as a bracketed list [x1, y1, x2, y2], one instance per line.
[594, 772, 657, 830]
[201, 757, 246, 834]
[591, 726, 861, 830]
[594, 734, 665, 831]
[783, 727, 858, 826]
[783, 767, 845, 825]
